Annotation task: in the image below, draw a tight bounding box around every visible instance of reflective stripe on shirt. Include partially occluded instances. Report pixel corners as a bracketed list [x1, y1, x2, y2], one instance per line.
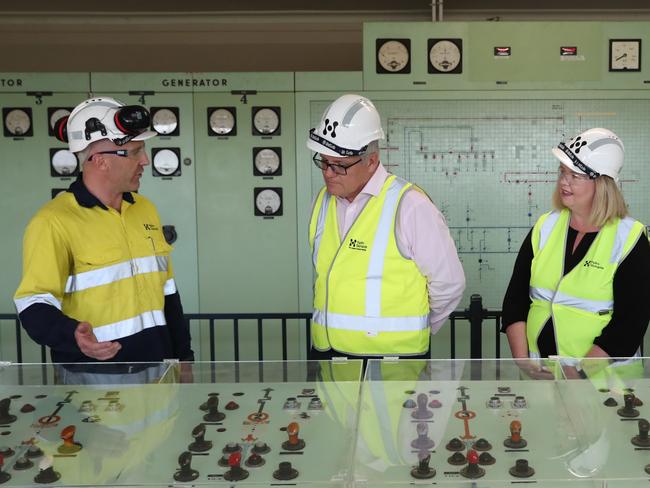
[93, 309, 166, 342]
[14, 293, 62, 313]
[65, 255, 169, 293]
[163, 278, 177, 296]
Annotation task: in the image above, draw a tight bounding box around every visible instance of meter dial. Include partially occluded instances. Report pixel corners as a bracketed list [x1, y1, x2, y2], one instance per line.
[254, 188, 282, 216]
[48, 108, 71, 133]
[253, 148, 282, 175]
[4, 108, 32, 137]
[376, 39, 410, 73]
[208, 107, 236, 136]
[151, 108, 179, 135]
[50, 149, 78, 176]
[428, 39, 463, 73]
[252, 107, 280, 135]
[152, 148, 181, 176]
[609, 39, 641, 71]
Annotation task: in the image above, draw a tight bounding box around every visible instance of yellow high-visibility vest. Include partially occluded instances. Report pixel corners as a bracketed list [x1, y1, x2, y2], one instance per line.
[528, 209, 645, 358]
[309, 175, 429, 356]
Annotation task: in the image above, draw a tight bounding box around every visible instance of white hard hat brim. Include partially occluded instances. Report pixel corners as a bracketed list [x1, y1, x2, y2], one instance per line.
[551, 146, 588, 176]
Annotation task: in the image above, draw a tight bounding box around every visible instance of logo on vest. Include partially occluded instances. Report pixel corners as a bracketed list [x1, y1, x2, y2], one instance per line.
[348, 238, 368, 251]
[144, 223, 159, 231]
[583, 260, 604, 270]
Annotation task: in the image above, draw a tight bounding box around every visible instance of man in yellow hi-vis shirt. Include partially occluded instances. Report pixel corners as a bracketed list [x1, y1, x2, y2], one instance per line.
[14, 97, 193, 363]
[307, 94, 465, 360]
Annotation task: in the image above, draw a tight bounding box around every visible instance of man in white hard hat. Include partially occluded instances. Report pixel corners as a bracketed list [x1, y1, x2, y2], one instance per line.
[14, 97, 193, 363]
[307, 94, 465, 360]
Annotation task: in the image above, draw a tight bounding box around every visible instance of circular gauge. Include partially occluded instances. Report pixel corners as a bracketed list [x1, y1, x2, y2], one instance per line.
[51, 149, 77, 176]
[429, 39, 462, 73]
[253, 108, 280, 135]
[153, 149, 180, 176]
[152, 108, 178, 135]
[377, 40, 410, 72]
[254, 148, 281, 175]
[209, 108, 235, 135]
[5, 109, 31, 136]
[255, 189, 281, 215]
[49, 108, 70, 131]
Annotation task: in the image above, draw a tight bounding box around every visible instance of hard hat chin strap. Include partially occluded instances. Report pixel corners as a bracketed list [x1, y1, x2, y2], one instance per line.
[557, 142, 600, 179]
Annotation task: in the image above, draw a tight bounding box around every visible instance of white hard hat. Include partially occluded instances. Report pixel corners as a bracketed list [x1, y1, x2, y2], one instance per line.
[55, 96, 156, 153]
[307, 94, 385, 157]
[552, 128, 624, 182]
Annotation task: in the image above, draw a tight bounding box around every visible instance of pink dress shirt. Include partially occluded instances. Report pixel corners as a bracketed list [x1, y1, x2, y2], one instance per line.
[331, 163, 465, 334]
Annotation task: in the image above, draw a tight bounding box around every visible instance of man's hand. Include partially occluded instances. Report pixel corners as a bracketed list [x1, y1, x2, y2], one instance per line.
[74, 322, 121, 360]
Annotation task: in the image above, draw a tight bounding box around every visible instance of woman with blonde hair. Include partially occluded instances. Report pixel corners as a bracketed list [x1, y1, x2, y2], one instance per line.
[502, 128, 650, 361]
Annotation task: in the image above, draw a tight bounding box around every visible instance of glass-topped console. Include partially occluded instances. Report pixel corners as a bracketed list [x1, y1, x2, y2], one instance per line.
[1, 358, 648, 487]
[0, 360, 362, 487]
[355, 357, 650, 487]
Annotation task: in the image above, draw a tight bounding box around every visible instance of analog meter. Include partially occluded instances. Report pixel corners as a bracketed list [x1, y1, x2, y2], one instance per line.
[253, 148, 282, 176]
[152, 148, 181, 177]
[252, 107, 280, 135]
[254, 188, 283, 216]
[208, 107, 236, 136]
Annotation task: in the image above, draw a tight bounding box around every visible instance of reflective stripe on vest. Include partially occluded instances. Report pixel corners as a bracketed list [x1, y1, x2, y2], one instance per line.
[312, 190, 331, 268]
[610, 217, 636, 263]
[365, 178, 407, 317]
[313, 309, 428, 332]
[537, 210, 561, 252]
[529, 287, 614, 314]
[65, 255, 169, 293]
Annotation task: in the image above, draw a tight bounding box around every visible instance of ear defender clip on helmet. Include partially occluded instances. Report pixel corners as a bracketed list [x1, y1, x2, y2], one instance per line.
[84, 118, 108, 141]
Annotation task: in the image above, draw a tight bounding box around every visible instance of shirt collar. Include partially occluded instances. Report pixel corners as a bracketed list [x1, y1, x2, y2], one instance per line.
[359, 162, 388, 198]
[67, 173, 135, 210]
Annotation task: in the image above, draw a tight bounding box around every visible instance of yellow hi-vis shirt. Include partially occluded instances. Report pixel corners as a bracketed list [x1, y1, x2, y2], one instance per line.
[14, 190, 175, 342]
[309, 175, 430, 356]
[528, 209, 645, 358]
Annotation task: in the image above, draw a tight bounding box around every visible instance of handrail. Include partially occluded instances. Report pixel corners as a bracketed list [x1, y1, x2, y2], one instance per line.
[2, 301, 504, 363]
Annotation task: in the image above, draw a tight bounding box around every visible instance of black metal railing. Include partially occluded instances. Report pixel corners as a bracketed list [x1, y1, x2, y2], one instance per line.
[0, 313, 47, 364]
[2, 296, 504, 363]
[449, 294, 503, 359]
[184, 313, 312, 361]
